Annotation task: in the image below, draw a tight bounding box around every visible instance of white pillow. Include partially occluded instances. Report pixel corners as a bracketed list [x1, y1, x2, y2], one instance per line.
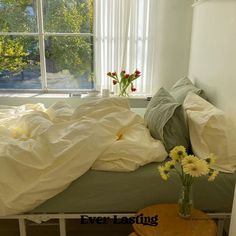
[183, 92, 236, 172]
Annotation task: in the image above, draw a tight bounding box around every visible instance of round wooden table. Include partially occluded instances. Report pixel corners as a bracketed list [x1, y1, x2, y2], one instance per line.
[130, 204, 217, 236]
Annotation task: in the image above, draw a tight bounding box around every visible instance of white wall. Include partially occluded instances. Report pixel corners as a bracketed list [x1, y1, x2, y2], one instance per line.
[156, 0, 193, 90]
[189, 0, 236, 116]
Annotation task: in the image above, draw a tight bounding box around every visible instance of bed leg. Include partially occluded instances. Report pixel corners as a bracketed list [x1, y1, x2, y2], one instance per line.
[19, 218, 27, 236]
[59, 218, 66, 236]
[217, 219, 225, 236]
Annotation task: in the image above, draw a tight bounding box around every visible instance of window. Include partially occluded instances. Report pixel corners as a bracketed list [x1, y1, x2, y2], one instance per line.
[0, 0, 94, 92]
[94, 0, 158, 96]
[0, 0, 158, 95]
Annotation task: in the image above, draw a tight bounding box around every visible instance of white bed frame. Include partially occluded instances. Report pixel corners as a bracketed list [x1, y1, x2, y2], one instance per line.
[0, 212, 231, 236]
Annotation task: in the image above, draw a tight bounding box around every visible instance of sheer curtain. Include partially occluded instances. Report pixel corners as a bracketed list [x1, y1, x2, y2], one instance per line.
[94, 0, 159, 95]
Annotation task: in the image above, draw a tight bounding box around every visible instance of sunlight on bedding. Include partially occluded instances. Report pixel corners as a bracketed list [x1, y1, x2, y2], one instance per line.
[0, 97, 167, 216]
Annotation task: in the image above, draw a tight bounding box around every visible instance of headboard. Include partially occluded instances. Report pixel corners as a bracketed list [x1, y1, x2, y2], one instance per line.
[189, 0, 236, 117]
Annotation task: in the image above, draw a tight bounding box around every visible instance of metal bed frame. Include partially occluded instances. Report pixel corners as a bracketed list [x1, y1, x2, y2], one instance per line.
[0, 212, 231, 236]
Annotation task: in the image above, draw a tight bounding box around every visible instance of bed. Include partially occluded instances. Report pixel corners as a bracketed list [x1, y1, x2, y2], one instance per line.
[0, 94, 235, 236]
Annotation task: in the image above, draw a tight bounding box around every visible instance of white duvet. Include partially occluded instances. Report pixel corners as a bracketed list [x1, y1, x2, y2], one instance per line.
[0, 97, 167, 216]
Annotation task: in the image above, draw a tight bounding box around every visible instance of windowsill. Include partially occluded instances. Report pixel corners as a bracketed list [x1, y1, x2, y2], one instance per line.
[0, 93, 150, 108]
[0, 93, 71, 98]
[0, 93, 149, 99]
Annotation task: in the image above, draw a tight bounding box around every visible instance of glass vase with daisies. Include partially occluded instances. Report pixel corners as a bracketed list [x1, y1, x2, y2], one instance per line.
[158, 146, 219, 218]
[107, 69, 141, 97]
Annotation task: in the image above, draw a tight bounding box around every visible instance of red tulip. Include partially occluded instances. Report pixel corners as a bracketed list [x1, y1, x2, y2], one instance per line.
[113, 80, 118, 85]
[135, 73, 141, 78]
[125, 74, 130, 79]
[135, 69, 141, 75]
[131, 87, 137, 92]
[112, 72, 117, 76]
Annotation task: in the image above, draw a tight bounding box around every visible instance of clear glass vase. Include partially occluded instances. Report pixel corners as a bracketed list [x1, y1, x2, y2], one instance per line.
[178, 184, 193, 218]
[118, 83, 130, 97]
[118, 88, 129, 97]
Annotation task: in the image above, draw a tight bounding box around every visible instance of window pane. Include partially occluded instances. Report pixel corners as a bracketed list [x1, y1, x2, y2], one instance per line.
[43, 0, 93, 33]
[45, 36, 94, 89]
[0, 36, 41, 89]
[0, 0, 37, 32]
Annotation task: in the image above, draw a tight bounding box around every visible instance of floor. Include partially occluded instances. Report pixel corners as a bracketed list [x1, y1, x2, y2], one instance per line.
[0, 219, 133, 236]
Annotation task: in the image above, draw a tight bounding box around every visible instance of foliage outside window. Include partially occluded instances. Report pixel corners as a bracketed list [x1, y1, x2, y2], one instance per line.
[0, 0, 94, 91]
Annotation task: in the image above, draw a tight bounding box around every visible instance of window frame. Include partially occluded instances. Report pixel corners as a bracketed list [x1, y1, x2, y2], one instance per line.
[0, 0, 94, 94]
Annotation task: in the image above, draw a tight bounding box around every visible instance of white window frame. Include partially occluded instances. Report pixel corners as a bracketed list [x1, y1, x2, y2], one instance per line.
[0, 0, 94, 94]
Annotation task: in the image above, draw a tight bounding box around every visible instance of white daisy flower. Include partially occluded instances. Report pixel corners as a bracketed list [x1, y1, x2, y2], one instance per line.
[181, 155, 199, 166]
[205, 153, 217, 165]
[169, 146, 187, 161]
[183, 160, 209, 177]
[165, 160, 176, 170]
[208, 170, 219, 181]
[158, 166, 169, 180]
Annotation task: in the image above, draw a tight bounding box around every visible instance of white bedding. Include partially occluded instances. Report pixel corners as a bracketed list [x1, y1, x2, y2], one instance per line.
[0, 97, 167, 216]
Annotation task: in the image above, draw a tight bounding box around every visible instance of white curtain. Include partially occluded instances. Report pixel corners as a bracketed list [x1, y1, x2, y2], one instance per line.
[94, 0, 159, 95]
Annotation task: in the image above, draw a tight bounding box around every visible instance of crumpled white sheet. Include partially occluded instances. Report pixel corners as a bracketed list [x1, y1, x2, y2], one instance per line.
[0, 97, 167, 216]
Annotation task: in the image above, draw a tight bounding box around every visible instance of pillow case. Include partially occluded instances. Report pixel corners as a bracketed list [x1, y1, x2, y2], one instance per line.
[144, 87, 190, 152]
[183, 92, 236, 171]
[170, 77, 207, 103]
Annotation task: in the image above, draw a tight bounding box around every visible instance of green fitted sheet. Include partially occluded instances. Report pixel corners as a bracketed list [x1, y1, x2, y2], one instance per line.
[31, 162, 236, 214]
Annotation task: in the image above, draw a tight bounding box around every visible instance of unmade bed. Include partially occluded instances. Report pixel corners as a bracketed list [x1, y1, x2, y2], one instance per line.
[0, 96, 235, 236]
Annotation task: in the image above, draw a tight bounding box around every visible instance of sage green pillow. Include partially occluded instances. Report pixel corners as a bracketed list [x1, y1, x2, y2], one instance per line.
[170, 77, 207, 104]
[144, 87, 190, 152]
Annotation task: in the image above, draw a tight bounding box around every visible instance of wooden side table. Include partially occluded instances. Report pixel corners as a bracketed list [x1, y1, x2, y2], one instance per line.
[131, 204, 217, 236]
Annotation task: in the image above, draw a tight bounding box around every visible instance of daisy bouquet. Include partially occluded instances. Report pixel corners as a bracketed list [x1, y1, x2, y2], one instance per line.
[158, 146, 219, 217]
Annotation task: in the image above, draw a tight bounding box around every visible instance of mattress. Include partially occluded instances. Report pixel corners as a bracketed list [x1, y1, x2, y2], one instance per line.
[31, 162, 236, 214]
